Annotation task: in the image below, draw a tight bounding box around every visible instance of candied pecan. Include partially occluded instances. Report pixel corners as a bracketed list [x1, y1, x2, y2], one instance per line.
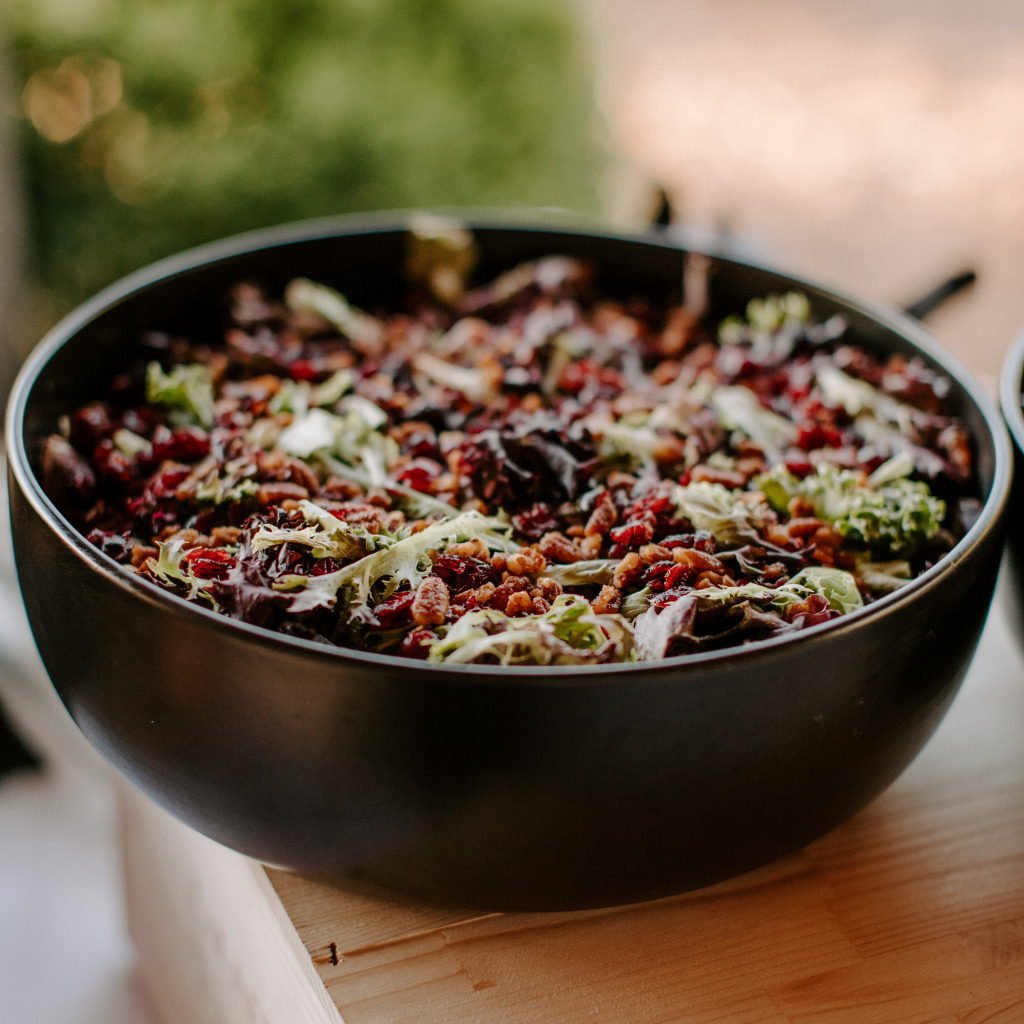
[579, 533, 603, 559]
[690, 464, 746, 489]
[505, 591, 533, 616]
[652, 435, 688, 465]
[255, 481, 309, 507]
[164, 528, 201, 546]
[584, 491, 617, 537]
[531, 596, 551, 614]
[612, 552, 644, 589]
[488, 575, 528, 609]
[538, 531, 582, 564]
[786, 517, 825, 540]
[319, 475, 364, 501]
[489, 553, 507, 574]
[259, 450, 321, 493]
[694, 570, 736, 589]
[411, 576, 450, 626]
[531, 577, 563, 603]
[335, 504, 386, 533]
[446, 537, 491, 560]
[131, 543, 158, 568]
[473, 581, 497, 606]
[639, 543, 671, 564]
[384, 510, 407, 533]
[652, 359, 681, 386]
[605, 471, 638, 491]
[735, 455, 767, 479]
[210, 526, 242, 545]
[506, 546, 546, 575]
[592, 585, 622, 614]
[671, 548, 728, 574]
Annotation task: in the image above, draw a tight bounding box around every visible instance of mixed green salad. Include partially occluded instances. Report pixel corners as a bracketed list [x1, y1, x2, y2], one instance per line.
[41, 223, 976, 665]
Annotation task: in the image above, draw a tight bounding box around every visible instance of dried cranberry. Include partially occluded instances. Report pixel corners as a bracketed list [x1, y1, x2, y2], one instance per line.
[430, 555, 494, 593]
[289, 359, 321, 382]
[185, 547, 236, 580]
[151, 425, 211, 462]
[643, 561, 692, 592]
[610, 514, 656, 547]
[797, 424, 843, 451]
[395, 458, 443, 492]
[41, 435, 96, 506]
[511, 503, 560, 541]
[398, 626, 437, 659]
[145, 466, 192, 500]
[68, 402, 115, 450]
[92, 439, 135, 485]
[372, 590, 416, 628]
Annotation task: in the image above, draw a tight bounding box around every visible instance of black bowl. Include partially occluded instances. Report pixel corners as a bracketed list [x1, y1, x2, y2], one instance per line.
[6, 212, 1012, 911]
[998, 330, 1024, 639]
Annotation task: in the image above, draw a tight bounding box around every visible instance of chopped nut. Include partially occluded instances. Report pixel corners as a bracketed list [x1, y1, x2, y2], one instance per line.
[506, 546, 546, 575]
[255, 481, 309, 507]
[488, 575, 528, 609]
[411, 576, 450, 626]
[612, 551, 644, 589]
[592, 585, 622, 615]
[579, 533, 603, 559]
[530, 596, 551, 614]
[538, 531, 582, 564]
[671, 548, 728, 574]
[531, 577, 563, 603]
[447, 537, 490, 560]
[639, 543, 671, 564]
[584, 492, 617, 536]
[690, 464, 746, 489]
[505, 591, 533, 616]
[210, 526, 242, 545]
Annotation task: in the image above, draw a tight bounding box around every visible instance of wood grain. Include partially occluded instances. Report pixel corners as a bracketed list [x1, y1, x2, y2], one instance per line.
[122, 593, 1024, 1024]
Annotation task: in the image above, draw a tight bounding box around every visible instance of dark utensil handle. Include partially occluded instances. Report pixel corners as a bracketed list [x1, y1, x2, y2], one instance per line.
[902, 270, 977, 321]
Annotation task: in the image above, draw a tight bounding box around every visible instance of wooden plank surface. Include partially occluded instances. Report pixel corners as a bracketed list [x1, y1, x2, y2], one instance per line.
[122, 590, 1024, 1024]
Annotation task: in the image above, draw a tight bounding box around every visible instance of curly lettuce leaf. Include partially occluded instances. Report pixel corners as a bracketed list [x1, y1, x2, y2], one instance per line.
[150, 539, 216, 603]
[251, 500, 395, 561]
[757, 462, 945, 556]
[671, 480, 769, 546]
[273, 509, 514, 618]
[427, 594, 634, 666]
[633, 566, 861, 659]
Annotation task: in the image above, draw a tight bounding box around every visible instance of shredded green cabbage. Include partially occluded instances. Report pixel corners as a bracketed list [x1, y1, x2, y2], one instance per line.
[145, 361, 216, 429]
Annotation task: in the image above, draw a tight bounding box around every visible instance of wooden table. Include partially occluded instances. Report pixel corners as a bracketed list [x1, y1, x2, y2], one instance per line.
[120, 587, 1024, 1024]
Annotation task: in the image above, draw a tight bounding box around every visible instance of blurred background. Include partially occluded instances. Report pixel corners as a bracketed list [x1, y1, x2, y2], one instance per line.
[2, 1, 1024, 1021]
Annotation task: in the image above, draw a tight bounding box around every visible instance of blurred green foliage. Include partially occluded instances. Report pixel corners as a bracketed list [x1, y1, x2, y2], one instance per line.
[6, 0, 605, 323]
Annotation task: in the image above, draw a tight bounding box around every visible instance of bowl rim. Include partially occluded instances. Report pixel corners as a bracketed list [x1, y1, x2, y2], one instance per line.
[999, 325, 1024, 456]
[6, 208, 1013, 682]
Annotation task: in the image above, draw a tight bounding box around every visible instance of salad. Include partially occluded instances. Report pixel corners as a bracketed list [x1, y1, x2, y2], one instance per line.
[40, 222, 976, 666]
